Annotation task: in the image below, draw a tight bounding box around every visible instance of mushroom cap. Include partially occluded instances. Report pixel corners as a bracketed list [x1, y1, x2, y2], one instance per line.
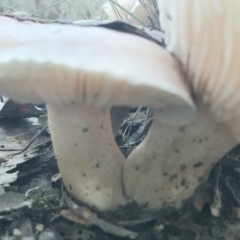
[158, 0, 240, 138]
[0, 16, 195, 124]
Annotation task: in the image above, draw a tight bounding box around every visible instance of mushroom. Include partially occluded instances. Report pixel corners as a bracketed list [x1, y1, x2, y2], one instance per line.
[3, 1, 237, 212]
[158, 0, 240, 140]
[123, 0, 240, 210]
[124, 102, 236, 210]
[0, 16, 195, 210]
[102, 0, 149, 25]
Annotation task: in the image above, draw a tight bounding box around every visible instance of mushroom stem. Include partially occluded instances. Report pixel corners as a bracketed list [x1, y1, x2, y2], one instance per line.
[47, 103, 127, 210]
[124, 104, 237, 210]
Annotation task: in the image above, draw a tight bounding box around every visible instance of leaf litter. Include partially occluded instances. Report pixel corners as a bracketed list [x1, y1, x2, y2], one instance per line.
[1, 101, 240, 240]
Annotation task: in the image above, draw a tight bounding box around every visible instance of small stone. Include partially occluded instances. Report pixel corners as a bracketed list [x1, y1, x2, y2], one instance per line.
[13, 228, 22, 236]
[35, 223, 44, 232]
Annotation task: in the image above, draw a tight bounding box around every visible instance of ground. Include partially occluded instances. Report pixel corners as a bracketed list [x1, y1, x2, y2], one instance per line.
[0, 102, 240, 240]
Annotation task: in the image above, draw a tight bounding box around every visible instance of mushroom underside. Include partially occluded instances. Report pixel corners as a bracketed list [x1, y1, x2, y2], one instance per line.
[158, 0, 240, 142]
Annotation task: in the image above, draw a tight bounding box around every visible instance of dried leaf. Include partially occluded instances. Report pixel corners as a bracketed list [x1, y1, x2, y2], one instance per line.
[0, 99, 43, 118]
[60, 209, 91, 227]
[0, 171, 18, 185]
[64, 194, 138, 239]
[0, 192, 31, 213]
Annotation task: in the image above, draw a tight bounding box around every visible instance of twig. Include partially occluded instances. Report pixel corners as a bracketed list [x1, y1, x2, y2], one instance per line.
[30, 0, 65, 16]
[12, 125, 48, 155]
[64, 195, 138, 239]
[64, 0, 87, 19]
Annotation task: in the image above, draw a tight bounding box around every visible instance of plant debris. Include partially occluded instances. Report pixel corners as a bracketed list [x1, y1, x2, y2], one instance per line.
[0, 192, 31, 213]
[0, 97, 240, 240]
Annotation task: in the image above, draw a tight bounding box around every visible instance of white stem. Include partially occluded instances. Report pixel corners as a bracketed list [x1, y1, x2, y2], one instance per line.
[124, 106, 237, 210]
[47, 103, 127, 211]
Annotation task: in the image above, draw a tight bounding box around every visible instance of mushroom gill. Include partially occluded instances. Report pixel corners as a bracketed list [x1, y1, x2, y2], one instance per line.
[158, 0, 240, 140]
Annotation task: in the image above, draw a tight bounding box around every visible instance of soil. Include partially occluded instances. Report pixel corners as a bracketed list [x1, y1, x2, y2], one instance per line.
[1, 136, 240, 240]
